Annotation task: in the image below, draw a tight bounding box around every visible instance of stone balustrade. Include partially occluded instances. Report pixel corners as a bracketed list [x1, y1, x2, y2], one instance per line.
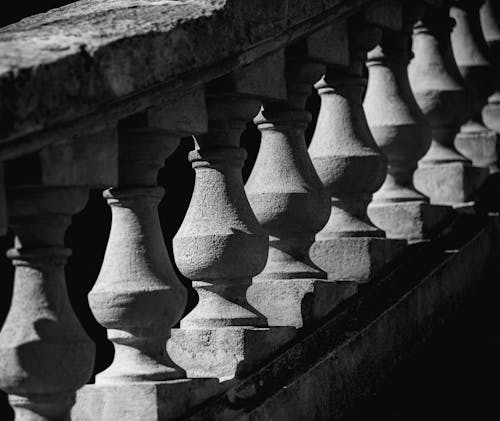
[0, 0, 498, 420]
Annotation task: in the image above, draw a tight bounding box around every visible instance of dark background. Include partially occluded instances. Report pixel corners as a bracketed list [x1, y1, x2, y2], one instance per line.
[0, 3, 498, 421]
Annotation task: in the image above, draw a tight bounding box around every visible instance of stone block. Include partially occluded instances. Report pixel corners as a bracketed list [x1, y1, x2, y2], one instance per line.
[414, 162, 489, 205]
[368, 201, 453, 242]
[307, 22, 349, 67]
[482, 92, 500, 133]
[168, 327, 295, 380]
[72, 378, 220, 421]
[247, 279, 357, 328]
[5, 128, 118, 188]
[365, 0, 403, 31]
[310, 237, 407, 282]
[208, 51, 287, 101]
[0, 165, 6, 235]
[148, 86, 208, 136]
[455, 128, 499, 173]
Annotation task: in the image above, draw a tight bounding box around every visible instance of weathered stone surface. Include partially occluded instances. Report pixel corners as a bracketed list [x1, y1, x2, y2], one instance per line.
[0, 165, 6, 235]
[309, 16, 406, 281]
[483, 91, 500, 133]
[450, 0, 499, 173]
[409, 4, 488, 205]
[414, 162, 487, 205]
[73, 379, 221, 421]
[247, 279, 357, 328]
[368, 201, 452, 241]
[88, 92, 206, 385]
[168, 327, 295, 381]
[188, 214, 497, 421]
[0, 187, 94, 421]
[363, 3, 453, 241]
[455, 127, 499, 172]
[0, 0, 385, 148]
[365, 0, 403, 30]
[4, 127, 118, 187]
[245, 39, 337, 329]
[310, 237, 406, 282]
[480, 1, 500, 136]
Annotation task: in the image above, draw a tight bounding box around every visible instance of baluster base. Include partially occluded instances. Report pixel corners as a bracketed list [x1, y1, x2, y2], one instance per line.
[168, 327, 295, 381]
[414, 162, 489, 206]
[247, 279, 357, 329]
[455, 125, 499, 173]
[368, 201, 453, 242]
[310, 237, 407, 282]
[72, 378, 220, 421]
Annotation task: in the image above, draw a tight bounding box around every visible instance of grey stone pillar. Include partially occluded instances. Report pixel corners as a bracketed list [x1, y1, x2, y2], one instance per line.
[0, 128, 117, 421]
[409, 4, 488, 207]
[77, 92, 219, 421]
[308, 13, 406, 283]
[169, 55, 295, 381]
[451, 0, 499, 173]
[245, 25, 356, 329]
[365, 3, 452, 241]
[480, 0, 500, 135]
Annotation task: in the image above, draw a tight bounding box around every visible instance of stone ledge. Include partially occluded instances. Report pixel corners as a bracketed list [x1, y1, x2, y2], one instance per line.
[186, 214, 498, 420]
[0, 0, 389, 153]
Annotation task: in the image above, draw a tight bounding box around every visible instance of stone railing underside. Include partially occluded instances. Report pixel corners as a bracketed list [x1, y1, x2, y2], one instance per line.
[0, 0, 402, 158]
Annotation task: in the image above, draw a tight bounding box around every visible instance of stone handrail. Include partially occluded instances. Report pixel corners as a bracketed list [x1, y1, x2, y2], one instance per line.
[0, 0, 407, 159]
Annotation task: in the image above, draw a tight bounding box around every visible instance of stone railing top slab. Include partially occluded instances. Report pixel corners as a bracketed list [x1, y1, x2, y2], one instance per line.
[0, 0, 441, 156]
[0, 0, 390, 152]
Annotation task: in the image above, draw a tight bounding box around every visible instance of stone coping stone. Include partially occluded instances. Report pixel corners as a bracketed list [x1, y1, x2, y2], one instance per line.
[0, 0, 385, 147]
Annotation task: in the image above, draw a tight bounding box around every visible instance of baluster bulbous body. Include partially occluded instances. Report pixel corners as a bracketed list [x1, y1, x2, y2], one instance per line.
[365, 5, 452, 241]
[89, 126, 187, 383]
[0, 187, 94, 421]
[451, 0, 499, 173]
[409, 5, 488, 205]
[309, 21, 406, 282]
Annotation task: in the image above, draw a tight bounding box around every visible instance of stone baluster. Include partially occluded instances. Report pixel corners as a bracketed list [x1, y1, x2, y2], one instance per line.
[79, 90, 219, 421]
[0, 164, 6, 236]
[169, 54, 295, 381]
[364, 3, 452, 241]
[308, 10, 406, 283]
[451, 0, 499, 173]
[409, 4, 488, 206]
[0, 128, 117, 421]
[480, 0, 500, 135]
[244, 25, 357, 329]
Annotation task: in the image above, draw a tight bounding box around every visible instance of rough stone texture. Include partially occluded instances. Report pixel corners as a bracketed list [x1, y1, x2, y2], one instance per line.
[4, 127, 118, 187]
[245, 35, 342, 329]
[455, 127, 499, 172]
[172, 97, 269, 330]
[0, 165, 6, 235]
[414, 162, 487, 205]
[0, 0, 389, 151]
[480, 1, 500, 135]
[363, 3, 453, 241]
[409, 4, 488, 205]
[171, 63, 299, 380]
[308, 15, 406, 281]
[0, 187, 95, 421]
[368, 201, 452, 241]
[310, 237, 406, 282]
[247, 279, 357, 328]
[451, 0, 499, 173]
[88, 92, 207, 385]
[73, 379, 221, 421]
[168, 327, 295, 381]
[188, 214, 496, 420]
